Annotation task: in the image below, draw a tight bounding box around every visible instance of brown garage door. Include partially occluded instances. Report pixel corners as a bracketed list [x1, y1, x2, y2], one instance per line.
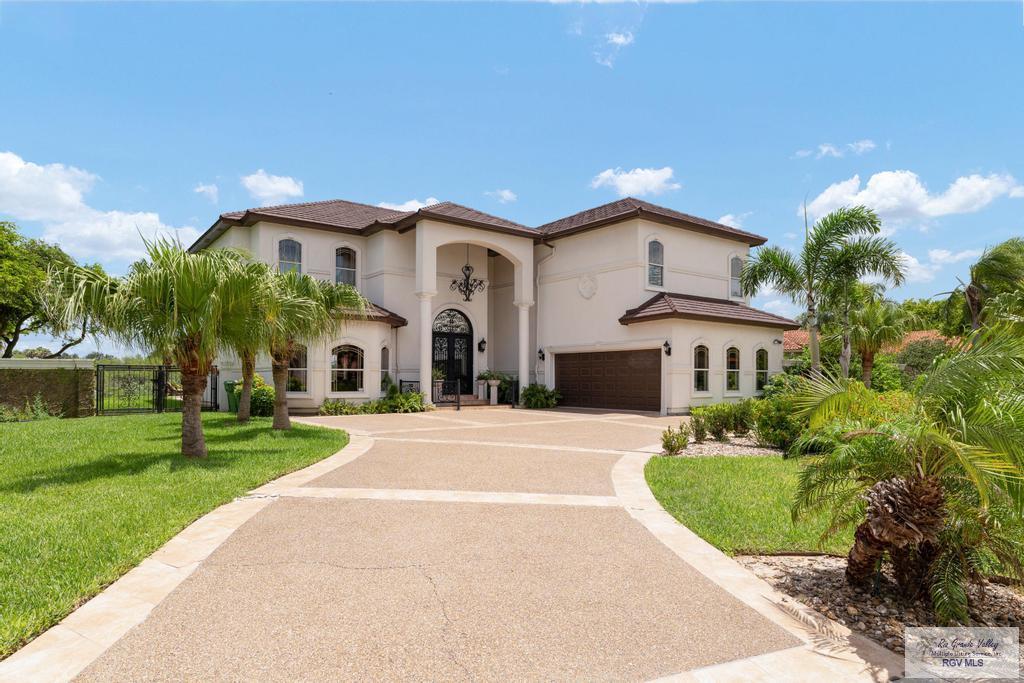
[555, 349, 661, 412]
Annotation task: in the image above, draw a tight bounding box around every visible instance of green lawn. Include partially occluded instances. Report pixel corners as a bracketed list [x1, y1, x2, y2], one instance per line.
[645, 455, 853, 556]
[0, 413, 346, 658]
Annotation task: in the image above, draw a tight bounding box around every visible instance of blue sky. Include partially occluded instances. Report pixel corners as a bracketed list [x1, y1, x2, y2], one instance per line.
[2, 1, 1023, 352]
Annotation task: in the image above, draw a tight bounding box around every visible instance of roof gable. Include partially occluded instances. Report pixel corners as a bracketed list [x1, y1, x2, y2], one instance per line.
[620, 292, 799, 330]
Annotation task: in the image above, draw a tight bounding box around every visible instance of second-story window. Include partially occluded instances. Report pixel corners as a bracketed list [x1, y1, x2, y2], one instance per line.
[336, 247, 357, 286]
[647, 240, 664, 288]
[279, 239, 302, 274]
[730, 256, 743, 298]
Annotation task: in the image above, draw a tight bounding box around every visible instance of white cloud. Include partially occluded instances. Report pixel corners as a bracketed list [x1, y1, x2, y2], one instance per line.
[805, 170, 1024, 221]
[606, 31, 634, 46]
[717, 211, 752, 229]
[795, 138, 877, 160]
[193, 183, 218, 204]
[591, 166, 681, 197]
[899, 248, 984, 284]
[847, 139, 876, 155]
[485, 189, 517, 204]
[927, 248, 982, 266]
[783, 232, 798, 240]
[816, 143, 843, 159]
[900, 251, 940, 284]
[240, 169, 304, 206]
[0, 151, 198, 266]
[377, 196, 441, 212]
[760, 297, 800, 318]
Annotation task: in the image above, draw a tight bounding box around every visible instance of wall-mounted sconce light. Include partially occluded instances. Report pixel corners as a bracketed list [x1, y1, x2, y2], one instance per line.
[772, 338, 783, 345]
[537, 348, 545, 361]
[478, 338, 487, 352]
[663, 341, 672, 356]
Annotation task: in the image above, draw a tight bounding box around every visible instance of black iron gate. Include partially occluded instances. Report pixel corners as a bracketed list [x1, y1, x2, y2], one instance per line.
[96, 364, 220, 415]
[431, 309, 474, 395]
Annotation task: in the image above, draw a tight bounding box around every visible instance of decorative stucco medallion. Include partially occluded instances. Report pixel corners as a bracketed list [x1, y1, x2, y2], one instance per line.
[578, 273, 598, 299]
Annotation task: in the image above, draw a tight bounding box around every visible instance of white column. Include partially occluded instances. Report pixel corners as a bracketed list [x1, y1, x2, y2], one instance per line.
[516, 301, 532, 401]
[418, 292, 434, 405]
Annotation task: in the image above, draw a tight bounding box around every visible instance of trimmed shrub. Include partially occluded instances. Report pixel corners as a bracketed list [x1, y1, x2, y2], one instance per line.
[234, 374, 274, 417]
[319, 391, 427, 416]
[897, 338, 951, 381]
[731, 399, 754, 437]
[520, 384, 560, 409]
[869, 353, 904, 392]
[703, 404, 732, 442]
[752, 395, 804, 453]
[661, 422, 691, 455]
[690, 412, 707, 443]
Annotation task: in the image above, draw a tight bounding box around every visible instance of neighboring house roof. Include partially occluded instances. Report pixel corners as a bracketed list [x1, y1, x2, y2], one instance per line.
[619, 292, 799, 330]
[188, 196, 766, 252]
[538, 197, 768, 246]
[782, 329, 955, 354]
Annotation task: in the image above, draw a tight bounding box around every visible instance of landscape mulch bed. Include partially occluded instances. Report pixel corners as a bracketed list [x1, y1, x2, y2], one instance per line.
[737, 554, 1024, 659]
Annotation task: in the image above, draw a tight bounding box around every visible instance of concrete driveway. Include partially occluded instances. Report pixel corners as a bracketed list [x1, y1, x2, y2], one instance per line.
[64, 408, 899, 682]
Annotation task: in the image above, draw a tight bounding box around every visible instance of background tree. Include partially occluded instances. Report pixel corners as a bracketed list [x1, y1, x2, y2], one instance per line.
[48, 240, 251, 458]
[847, 300, 915, 388]
[946, 238, 1024, 332]
[265, 271, 364, 430]
[741, 206, 902, 372]
[0, 221, 99, 358]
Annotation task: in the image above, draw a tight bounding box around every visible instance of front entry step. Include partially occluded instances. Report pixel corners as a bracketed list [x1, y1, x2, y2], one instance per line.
[435, 396, 511, 410]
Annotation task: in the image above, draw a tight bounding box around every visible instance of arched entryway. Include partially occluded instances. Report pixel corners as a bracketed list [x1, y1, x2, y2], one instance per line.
[432, 309, 473, 394]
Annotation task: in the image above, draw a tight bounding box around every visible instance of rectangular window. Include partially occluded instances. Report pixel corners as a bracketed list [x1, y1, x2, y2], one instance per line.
[336, 248, 357, 286]
[380, 347, 390, 391]
[331, 345, 364, 392]
[730, 257, 743, 298]
[279, 239, 302, 274]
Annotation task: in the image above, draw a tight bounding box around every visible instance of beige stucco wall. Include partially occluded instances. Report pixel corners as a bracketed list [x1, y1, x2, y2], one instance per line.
[534, 218, 784, 414]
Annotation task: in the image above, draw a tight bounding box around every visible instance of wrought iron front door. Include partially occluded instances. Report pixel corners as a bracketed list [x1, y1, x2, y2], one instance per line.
[432, 309, 473, 395]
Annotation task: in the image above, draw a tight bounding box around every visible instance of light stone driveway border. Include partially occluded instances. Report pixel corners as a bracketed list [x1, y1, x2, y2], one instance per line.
[1, 413, 904, 683]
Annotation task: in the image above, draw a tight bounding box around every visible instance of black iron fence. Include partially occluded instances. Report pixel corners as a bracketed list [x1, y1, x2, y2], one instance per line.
[96, 364, 219, 416]
[398, 377, 519, 408]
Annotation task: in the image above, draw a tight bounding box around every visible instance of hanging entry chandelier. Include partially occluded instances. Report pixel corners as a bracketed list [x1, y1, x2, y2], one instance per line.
[451, 245, 486, 302]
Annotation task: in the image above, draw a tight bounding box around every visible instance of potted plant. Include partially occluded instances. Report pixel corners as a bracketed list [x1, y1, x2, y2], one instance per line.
[484, 371, 502, 405]
[475, 371, 490, 400]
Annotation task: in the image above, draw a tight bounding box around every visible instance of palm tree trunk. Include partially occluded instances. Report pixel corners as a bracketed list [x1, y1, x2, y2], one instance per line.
[806, 295, 821, 372]
[180, 369, 208, 458]
[967, 285, 983, 332]
[271, 358, 290, 430]
[840, 334, 852, 378]
[861, 351, 875, 389]
[237, 351, 255, 423]
[846, 521, 886, 585]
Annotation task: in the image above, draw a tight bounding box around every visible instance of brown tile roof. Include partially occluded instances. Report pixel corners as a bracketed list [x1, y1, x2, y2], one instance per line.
[538, 197, 767, 246]
[395, 201, 535, 236]
[782, 328, 956, 354]
[619, 292, 799, 330]
[360, 302, 407, 328]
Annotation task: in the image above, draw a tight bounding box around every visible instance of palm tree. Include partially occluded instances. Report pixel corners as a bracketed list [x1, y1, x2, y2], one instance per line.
[847, 300, 915, 388]
[220, 261, 274, 423]
[265, 271, 364, 430]
[947, 238, 1024, 332]
[741, 206, 903, 372]
[47, 240, 251, 458]
[791, 326, 1024, 622]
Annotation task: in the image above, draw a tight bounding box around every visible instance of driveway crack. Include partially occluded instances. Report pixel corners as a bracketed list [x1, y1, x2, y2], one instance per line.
[418, 566, 474, 681]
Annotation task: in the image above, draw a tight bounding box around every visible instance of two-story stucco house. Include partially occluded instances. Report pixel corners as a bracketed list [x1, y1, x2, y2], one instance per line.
[189, 196, 798, 415]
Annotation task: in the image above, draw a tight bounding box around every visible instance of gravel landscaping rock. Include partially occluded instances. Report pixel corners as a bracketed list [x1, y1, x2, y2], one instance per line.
[737, 554, 1024, 660]
[668, 435, 782, 457]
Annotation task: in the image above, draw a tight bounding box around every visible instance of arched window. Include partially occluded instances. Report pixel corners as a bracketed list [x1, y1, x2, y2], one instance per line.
[279, 239, 302, 273]
[726, 346, 740, 392]
[432, 309, 472, 334]
[330, 345, 364, 392]
[380, 346, 390, 391]
[288, 344, 308, 393]
[730, 256, 743, 298]
[647, 240, 664, 288]
[336, 247, 357, 286]
[756, 348, 769, 392]
[693, 345, 709, 392]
